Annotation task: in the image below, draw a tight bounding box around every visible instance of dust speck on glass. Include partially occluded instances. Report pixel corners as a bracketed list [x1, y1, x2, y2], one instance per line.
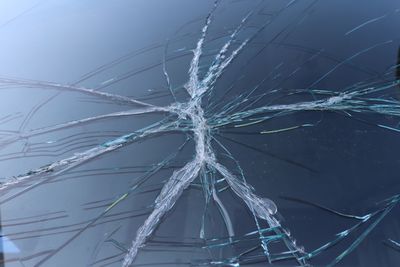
[0, 0, 399, 266]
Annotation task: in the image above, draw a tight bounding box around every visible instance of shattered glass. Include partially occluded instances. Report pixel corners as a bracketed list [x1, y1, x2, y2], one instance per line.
[0, 0, 400, 266]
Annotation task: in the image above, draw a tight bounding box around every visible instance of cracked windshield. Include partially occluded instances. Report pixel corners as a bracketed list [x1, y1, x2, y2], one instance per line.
[0, 0, 399, 266]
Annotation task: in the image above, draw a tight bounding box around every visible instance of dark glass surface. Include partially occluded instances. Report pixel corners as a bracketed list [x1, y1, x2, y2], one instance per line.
[0, 1, 399, 266]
